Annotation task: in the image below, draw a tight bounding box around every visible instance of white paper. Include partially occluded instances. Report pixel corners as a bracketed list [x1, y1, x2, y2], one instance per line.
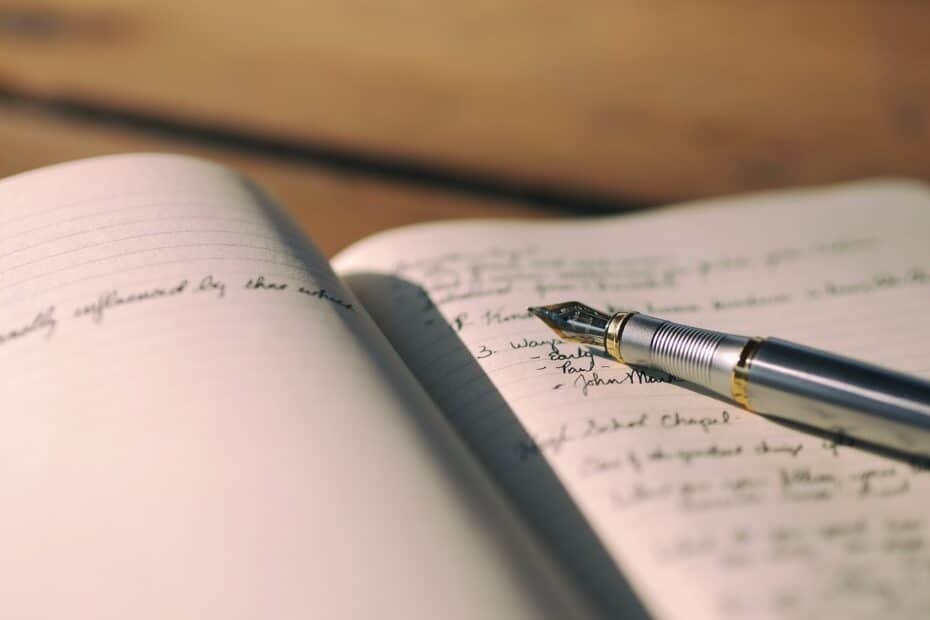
[0, 154, 593, 620]
[335, 180, 930, 619]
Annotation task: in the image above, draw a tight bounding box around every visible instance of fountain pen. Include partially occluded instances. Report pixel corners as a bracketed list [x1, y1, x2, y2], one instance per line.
[529, 302, 930, 458]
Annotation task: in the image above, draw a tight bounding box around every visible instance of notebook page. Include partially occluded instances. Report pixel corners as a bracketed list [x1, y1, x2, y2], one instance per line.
[0, 154, 595, 620]
[334, 180, 930, 620]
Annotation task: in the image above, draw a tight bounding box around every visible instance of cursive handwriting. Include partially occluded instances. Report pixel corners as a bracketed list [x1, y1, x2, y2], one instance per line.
[74, 280, 189, 323]
[573, 369, 679, 396]
[2, 273, 357, 351]
[297, 286, 354, 311]
[0, 307, 57, 346]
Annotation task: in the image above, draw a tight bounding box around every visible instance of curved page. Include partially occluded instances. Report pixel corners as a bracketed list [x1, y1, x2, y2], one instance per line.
[0, 154, 592, 619]
[335, 180, 930, 620]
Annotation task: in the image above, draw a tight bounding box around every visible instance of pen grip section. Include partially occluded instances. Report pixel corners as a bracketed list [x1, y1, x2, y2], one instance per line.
[618, 313, 748, 397]
[649, 321, 725, 385]
[747, 339, 930, 455]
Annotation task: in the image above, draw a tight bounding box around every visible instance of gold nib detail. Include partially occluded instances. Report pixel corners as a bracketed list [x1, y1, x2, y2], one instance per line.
[527, 302, 611, 347]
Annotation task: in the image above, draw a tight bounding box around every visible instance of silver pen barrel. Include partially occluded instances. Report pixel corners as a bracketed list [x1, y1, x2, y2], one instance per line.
[615, 312, 930, 457]
[529, 303, 930, 457]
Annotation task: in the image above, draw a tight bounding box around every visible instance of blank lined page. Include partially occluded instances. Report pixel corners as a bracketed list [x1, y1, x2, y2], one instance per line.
[335, 180, 930, 620]
[0, 154, 593, 620]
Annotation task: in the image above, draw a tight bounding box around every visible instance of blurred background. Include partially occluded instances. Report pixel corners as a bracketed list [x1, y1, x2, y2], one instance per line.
[1, 0, 928, 255]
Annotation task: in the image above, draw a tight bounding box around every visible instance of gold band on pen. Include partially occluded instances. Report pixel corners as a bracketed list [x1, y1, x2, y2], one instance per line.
[604, 312, 635, 363]
[731, 337, 765, 411]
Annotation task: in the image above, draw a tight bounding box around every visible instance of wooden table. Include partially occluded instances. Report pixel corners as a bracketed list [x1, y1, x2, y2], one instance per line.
[2, 1, 928, 255]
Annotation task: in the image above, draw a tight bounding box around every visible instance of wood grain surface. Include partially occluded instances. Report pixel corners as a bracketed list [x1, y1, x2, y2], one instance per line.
[0, 105, 548, 256]
[2, 1, 927, 203]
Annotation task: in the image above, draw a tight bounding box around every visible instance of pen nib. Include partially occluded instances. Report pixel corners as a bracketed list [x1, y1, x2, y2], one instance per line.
[528, 302, 611, 346]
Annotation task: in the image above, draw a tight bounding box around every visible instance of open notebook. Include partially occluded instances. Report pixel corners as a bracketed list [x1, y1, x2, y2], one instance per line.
[2, 154, 928, 619]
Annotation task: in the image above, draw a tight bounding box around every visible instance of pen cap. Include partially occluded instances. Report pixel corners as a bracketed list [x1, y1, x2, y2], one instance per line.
[745, 338, 930, 455]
